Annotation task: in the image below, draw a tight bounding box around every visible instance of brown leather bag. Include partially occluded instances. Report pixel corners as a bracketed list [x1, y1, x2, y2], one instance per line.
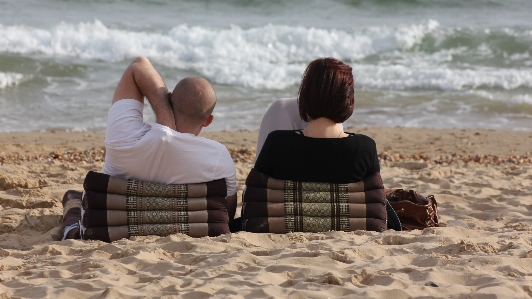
[385, 189, 439, 230]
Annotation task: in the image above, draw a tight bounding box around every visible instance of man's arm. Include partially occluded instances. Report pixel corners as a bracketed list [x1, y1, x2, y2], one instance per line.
[112, 56, 176, 130]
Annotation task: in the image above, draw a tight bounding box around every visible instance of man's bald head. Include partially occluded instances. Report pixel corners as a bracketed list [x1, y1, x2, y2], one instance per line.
[171, 77, 217, 130]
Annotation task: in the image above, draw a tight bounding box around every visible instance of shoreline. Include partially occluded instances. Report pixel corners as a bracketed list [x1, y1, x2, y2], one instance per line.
[1, 127, 531, 164]
[1, 127, 532, 298]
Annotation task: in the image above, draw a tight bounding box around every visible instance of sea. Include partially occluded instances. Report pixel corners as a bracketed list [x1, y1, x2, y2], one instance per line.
[0, 0, 531, 132]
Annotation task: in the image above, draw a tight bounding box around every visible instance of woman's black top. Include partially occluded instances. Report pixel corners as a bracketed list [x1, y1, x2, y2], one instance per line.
[254, 130, 380, 183]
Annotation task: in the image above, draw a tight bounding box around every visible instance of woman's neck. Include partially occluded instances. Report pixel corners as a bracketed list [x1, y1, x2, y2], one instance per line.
[302, 117, 347, 138]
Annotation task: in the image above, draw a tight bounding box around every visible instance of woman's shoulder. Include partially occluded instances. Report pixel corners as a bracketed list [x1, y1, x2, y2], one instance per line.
[261, 130, 301, 151]
[266, 130, 301, 139]
[346, 132, 376, 146]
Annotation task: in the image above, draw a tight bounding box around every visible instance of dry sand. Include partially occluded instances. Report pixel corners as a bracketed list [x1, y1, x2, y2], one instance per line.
[0, 128, 531, 298]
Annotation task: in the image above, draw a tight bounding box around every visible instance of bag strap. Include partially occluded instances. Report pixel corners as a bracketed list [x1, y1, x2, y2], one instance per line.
[426, 195, 439, 225]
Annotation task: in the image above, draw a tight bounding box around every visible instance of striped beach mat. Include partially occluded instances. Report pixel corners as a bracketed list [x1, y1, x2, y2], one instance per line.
[60, 171, 231, 242]
[241, 169, 387, 233]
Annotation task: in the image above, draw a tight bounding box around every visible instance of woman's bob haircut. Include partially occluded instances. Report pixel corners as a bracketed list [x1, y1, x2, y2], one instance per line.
[298, 57, 354, 123]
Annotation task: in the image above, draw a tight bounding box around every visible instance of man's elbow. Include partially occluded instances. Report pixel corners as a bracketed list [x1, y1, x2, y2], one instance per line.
[128, 57, 151, 72]
[132, 56, 149, 64]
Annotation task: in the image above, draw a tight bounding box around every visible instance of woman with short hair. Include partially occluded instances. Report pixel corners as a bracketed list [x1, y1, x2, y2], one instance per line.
[254, 57, 379, 184]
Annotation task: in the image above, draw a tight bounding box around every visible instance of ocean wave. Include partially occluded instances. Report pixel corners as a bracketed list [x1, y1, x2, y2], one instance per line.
[0, 72, 26, 89]
[466, 91, 532, 106]
[0, 20, 530, 90]
[355, 64, 532, 91]
[0, 19, 440, 60]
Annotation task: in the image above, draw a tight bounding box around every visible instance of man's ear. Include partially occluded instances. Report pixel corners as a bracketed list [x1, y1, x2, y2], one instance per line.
[202, 115, 214, 127]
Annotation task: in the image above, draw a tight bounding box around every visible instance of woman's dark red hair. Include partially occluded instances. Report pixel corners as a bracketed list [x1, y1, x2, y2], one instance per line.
[298, 57, 354, 123]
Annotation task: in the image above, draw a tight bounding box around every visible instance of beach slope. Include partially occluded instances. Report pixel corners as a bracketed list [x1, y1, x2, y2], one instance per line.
[1, 128, 531, 298]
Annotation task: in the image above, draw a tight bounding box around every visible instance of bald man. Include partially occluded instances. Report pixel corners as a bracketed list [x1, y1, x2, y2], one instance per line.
[102, 57, 237, 220]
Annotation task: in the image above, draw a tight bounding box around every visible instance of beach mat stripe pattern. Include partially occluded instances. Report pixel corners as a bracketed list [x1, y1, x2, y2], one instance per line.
[241, 169, 386, 233]
[63, 171, 230, 242]
[81, 223, 229, 243]
[81, 209, 229, 226]
[82, 190, 227, 211]
[83, 171, 227, 197]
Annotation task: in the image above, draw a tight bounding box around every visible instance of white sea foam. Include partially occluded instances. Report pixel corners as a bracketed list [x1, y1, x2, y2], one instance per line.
[4, 19, 529, 91]
[354, 64, 532, 91]
[507, 94, 532, 105]
[4, 21, 532, 91]
[0, 72, 25, 89]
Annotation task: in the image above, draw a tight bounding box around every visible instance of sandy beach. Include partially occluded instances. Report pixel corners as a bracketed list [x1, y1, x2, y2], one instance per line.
[1, 128, 531, 298]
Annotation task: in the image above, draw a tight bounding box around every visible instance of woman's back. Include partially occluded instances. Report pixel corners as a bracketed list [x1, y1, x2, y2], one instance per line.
[255, 130, 379, 183]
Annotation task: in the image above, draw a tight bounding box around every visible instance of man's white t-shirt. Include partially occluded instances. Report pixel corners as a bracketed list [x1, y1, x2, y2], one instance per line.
[102, 99, 236, 196]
